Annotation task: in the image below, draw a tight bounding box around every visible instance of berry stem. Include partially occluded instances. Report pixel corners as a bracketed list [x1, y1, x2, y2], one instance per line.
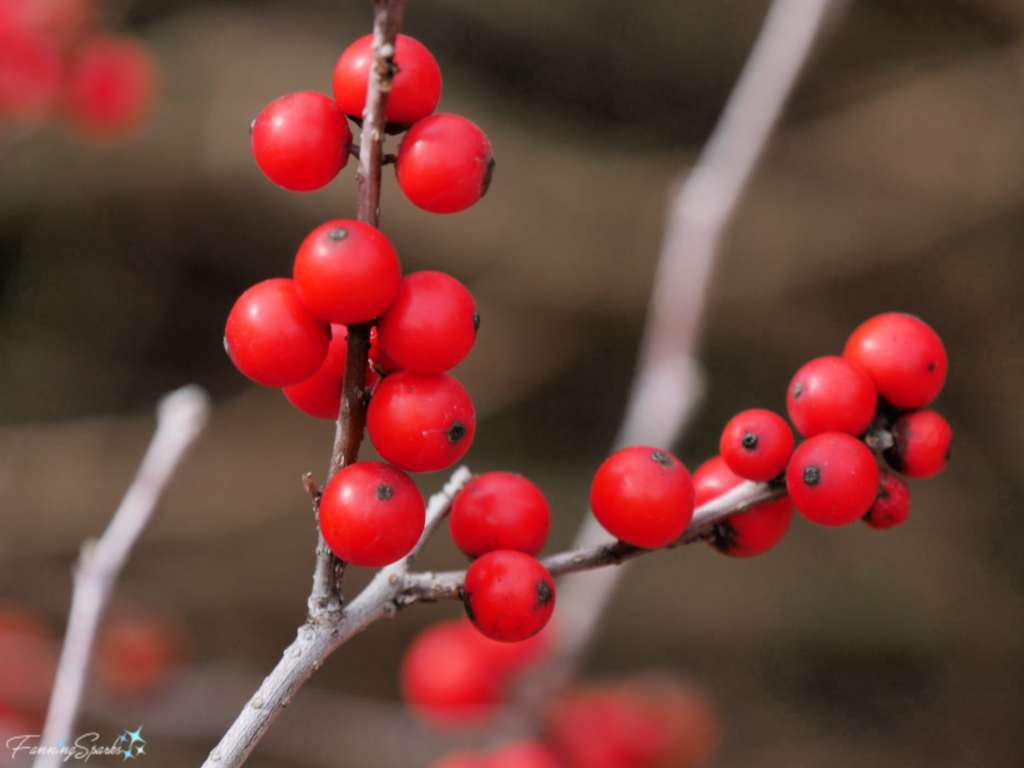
[308, 0, 407, 622]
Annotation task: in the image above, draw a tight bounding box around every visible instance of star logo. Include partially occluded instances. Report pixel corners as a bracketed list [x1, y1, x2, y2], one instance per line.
[118, 727, 146, 760]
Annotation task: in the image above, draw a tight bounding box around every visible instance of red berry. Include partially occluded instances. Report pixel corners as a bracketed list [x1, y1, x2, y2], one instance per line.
[844, 313, 947, 409]
[367, 371, 476, 473]
[401, 619, 504, 729]
[787, 356, 877, 438]
[590, 447, 695, 549]
[97, 612, 188, 697]
[0, 0, 93, 45]
[885, 409, 952, 479]
[251, 91, 351, 192]
[0, 29, 62, 118]
[547, 688, 663, 768]
[786, 432, 880, 526]
[449, 472, 551, 557]
[463, 550, 555, 643]
[396, 114, 494, 214]
[719, 408, 794, 481]
[224, 278, 330, 388]
[64, 37, 155, 137]
[292, 219, 401, 325]
[692, 457, 792, 558]
[377, 271, 478, 374]
[489, 741, 563, 768]
[282, 324, 380, 420]
[863, 470, 911, 530]
[332, 34, 441, 131]
[318, 461, 425, 567]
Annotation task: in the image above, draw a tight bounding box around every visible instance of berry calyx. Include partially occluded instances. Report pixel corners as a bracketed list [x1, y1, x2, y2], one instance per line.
[377, 271, 478, 374]
[251, 91, 352, 192]
[693, 456, 792, 558]
[590, 447, 695, 549]
[332, 34, 441, 131]
[884, 409, 952, 479]
[787, 356, 877, 438]
[64, 37, 156, 137]
[786, 432, 880, 526]
[844, 313, 947, 410]
[292, 219, 401, 325]
[863, 470, 911, 530]
[318, 461, 425, 568]
[449, 472, 551, 557]
[282, 324, 380, 420]
[463, 550, 555, 643]
[719, 409, 794, 481]
[224, 278, 330, 388]
[366, 371, 476, 473]
[396, 114, 494, 214]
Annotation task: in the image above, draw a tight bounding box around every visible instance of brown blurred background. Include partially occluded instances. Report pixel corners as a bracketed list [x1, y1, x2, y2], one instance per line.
[2, 0, 1024, 766]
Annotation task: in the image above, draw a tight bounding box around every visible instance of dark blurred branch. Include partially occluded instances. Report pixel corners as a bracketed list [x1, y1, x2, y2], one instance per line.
[535, 0, 846, 718]
[35, 386, 210, 768]
[400, 480, 787, 604]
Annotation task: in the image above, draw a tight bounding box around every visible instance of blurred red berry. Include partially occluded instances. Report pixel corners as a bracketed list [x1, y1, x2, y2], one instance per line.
[693, 456, 792, 558]
[396, 114, 494, 214]
[292, 219, 401, 325]
[377, 271, 478, 374]
[590, 447, 695, 549]
[64, 37, 156, 137]
[885, 409, 952, 479]
[450, 472, 551, 557]
[319, 461, 425, 568]
[367, 371, 476, 473]
[464, 550, 555, 642]
[251, 91, 351, 191]
[333, 33, 441, 131]
[719, 408, 794, 481]
[0, 29, 62, 118]
[489, 741, 564, 768]
[224, 278, 330, 388]
[97, 612, 189, 697]
[844, 313, 947, 410]
[786, 432, 880, 526]
[863, 470, 911, 530]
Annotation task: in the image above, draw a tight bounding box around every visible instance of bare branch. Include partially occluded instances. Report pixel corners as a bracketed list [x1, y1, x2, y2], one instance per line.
[400, 480, 786, 604]
[35, 385, 211, 768]
[201, 468, 471, 768]
[541, 0, 845, 707]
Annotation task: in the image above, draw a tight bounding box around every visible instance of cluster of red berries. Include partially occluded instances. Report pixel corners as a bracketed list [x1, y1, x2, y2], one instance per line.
[250, 33, 494, 214]
[585, 313, 951, 559]
[0, 0, 156, 138]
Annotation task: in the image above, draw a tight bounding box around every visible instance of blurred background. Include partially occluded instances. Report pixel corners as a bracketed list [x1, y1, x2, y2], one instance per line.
[2, 0, 1023, 766]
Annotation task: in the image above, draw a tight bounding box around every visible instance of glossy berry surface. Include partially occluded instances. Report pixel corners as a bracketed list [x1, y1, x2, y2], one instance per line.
[786, 432, 880, 526]
[885, 409, 952, 479]
[719, 408, 794, 481]
[693, 457, 792, 558]
[844, 313, 947, 409]
[224, 278, 330, 388]
[463, 550, 555, 642]
[590, 447, 695, 549]
[401, 619, 504, 728]
[396, 114, 494, 214]
[377, 271, 478, 374]
[863, 470, 911, 530]
[318, 461, 425, 568]
[0, 29, 62, 118]
[282, 324, 380, 420]
[251, 91, 352, 192]
[332, 34, 441, 131]
[292, 219, 401, 324]
[367, 371, 476, 472]
[449, 472, 550, 557]
[787, 356, 877, 438]
[65, 38, 156, 137]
